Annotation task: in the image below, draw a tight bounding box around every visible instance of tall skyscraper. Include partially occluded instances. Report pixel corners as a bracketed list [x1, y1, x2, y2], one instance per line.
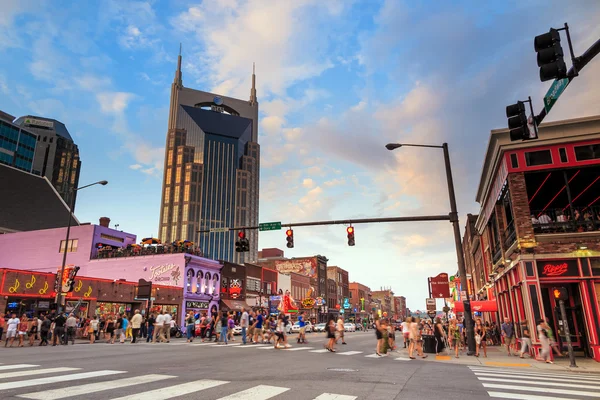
[159, 50, 260, 263]
[12, 116, 81, 208]
[0, 112, 37, 173]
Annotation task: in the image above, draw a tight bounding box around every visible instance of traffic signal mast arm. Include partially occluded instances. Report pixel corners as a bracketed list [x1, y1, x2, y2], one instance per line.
[535, 31, 600, 126]
[197, 214, 451, 233]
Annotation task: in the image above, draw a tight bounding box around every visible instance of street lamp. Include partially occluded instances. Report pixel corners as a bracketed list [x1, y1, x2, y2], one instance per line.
[385, 142, 476, 355]
[57, 180, 108, 314]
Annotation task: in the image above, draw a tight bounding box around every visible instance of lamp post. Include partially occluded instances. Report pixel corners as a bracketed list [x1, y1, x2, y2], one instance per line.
[57, 180, 108, 314]
[385, 142, 476, 355]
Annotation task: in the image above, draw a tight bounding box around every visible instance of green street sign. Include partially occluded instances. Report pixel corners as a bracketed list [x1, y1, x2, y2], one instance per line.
[543, 78, 569, 114]
[258, 221, 282, 231]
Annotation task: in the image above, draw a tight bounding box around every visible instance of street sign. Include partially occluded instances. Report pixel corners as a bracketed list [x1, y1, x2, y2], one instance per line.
[426, 298, 436, 312]
[210, 227, 229, 233]
[543, 77, 569, 113]
[259, 222, 282, 231]
[427, 310, 437, 318]
[460, 291, 467, 301]
[429, 273, 450, 298]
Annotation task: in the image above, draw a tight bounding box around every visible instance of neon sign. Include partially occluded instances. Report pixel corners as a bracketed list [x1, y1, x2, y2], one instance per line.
[542, 263, 568, 276]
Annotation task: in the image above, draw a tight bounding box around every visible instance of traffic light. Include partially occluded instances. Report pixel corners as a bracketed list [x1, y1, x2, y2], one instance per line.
[506, 101, 528, 141]
[235, 231, 250, 252]
[347, 226, 355, 246]
[66, 266, 80, 292]
[552, 287, 568, 301]
[286, 229, 294, 248]
[535, 28, 567, 82]
[235, 231, 245, 252]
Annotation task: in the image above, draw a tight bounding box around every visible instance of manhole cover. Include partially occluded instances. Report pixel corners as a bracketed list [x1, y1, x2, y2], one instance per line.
[327, 368, 358, 372]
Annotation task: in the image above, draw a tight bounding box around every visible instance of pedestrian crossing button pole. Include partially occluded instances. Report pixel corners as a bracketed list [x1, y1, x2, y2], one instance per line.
[553, 287, 577, 368]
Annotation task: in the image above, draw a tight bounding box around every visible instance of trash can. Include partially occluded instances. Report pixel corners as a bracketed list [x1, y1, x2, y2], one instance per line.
[422, 334, 437, 353]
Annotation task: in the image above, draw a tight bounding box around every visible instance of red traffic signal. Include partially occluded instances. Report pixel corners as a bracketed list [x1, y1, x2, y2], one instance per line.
[286, 229, 294, 248]
[238, 231, 245, 239]
[347, 226, 355, 246]
[286, 229, 293, 237]
[347, 227, 354, 234]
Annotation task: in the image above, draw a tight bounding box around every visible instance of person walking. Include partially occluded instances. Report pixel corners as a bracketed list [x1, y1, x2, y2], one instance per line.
[130, 310, 143, 344]
[40, 315, 51, 346]
[219, 312, 228, 345]
[89, 316, 99, 344]
[146, 314, 155, 343]
[537, 319, 552, 364]
[163, 312, 172, 343]
[545, 319, 564, 357]
[296, 311, 307, 344]
[325, 316, 336, 352]
[433, 317, 446, 355]
[240, 308, 249, 345]
[448, 319, 461, 358]
[474, 318, 487, 357]
[185, 312, 195, 343]
[374, 315, 384, 356]
[401, 317, 410, 348]
[501, 317, 516, 356]
[519, 320, 533, 358]
[336, 315, 346, 345]
[52, 313, 66, 346]
[65, 314, 77, 345]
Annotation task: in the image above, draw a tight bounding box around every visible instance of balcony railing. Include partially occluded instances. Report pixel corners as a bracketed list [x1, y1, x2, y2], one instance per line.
[503, 221, 517, 249]
[92, 245, 203, 259]
[531, 206, 600, 234]
[492, 243, 502, 264]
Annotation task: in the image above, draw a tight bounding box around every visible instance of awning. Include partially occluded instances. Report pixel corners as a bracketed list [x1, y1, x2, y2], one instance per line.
[453, 300, 498, 313]
[220, 299, 250, 312]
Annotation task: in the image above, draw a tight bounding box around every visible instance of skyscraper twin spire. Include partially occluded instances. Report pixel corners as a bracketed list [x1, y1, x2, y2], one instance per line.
[174, 44, 257, 104]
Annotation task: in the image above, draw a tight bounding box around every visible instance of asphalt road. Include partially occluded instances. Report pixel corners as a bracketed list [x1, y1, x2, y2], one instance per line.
[1, 331, 598, 399]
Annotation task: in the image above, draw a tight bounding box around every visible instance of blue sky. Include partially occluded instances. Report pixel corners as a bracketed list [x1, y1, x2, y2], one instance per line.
[1, 0, 599, 310]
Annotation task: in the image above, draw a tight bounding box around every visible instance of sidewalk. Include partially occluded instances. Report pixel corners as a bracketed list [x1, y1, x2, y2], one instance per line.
[396, 345, 600, 373]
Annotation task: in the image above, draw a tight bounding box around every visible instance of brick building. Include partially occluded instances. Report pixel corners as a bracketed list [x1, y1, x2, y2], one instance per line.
[349, 281, 371, 319]
[394, 296, 407, 320]
[371, 288, 394, 317]
[470, 115, 600, 362]
[327, 266, 349, 312]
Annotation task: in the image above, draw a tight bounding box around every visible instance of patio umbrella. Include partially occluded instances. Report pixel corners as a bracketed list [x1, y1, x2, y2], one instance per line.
[141, 237, 161, 245]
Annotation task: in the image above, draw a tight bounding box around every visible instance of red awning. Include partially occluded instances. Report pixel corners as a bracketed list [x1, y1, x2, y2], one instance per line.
[453, 301, 498, 313]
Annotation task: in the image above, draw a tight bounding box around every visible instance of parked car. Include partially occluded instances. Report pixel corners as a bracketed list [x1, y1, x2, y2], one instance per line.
[344, 323, 356, 332]
[314, 323, 326, 332]
[232, 325, 242, 335]
[291, 321, 314, 333]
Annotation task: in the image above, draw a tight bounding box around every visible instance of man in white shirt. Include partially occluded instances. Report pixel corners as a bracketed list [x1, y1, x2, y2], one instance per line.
[240, 308, 249, 345]
[336, 316, 346, 345]
[163, 312, 172, 343]
[5, 313, 19, 348]
[130, 310, 143, 344]
[153, 311, 166, 343]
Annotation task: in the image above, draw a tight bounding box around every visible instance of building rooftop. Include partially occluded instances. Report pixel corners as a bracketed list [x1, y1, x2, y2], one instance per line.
[0, 110, 15, 123]
[13, 115, 74, 141]
[0, 164, 78, 232]
[180, 105, 252, 140]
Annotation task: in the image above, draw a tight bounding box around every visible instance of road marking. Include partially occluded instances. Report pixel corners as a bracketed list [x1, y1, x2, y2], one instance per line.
[0, 367, 80, 380]
[215, 384, 290, 400]
[482, 383, 600, 398]
[258, 346, 276, 350]
[336, 351, 363, 356]
[0, 370, 125, 391]
[0, 364, 39, 371]
[364, 354, 381, 358]
[18, 374, 175, 400]
[473, 372, 600, 384]
[190, 343, 220, 346]
[394, 357, 411, 361]
[310, 349, 330, 353]
[234, 344, 270, 348]
[284, 347, 314, 351]
[483, 362, 531, 367]
[488, 392, 574, 400]
[477, 376, 600, 390]
[314, 394, 357, 400]
[110, 379, 229, 400]
[469, 367, 600, 381]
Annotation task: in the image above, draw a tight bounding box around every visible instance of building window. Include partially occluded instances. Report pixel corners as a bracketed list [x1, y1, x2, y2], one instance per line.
[59, 239, 78, 253]
[184, 185, 190, 202]
[166, 168, 172, 182]
[186, 269, 194, 293]
[196, 270, 203, 293]
[164, 187, 170, 203]
[510, 153, 518, 169]
[174, 186, 180, 201]
[173, 205, 179, 223]
[205, 272, 211, 294]
[177, 153, 183, 165]
[100, 234, 124, 243]
[176, 169, 181, 183]
[559, 148, 568, 163]
[168, 150, 173, 164]
[525, 150, 552, 167]
[162, 207, 169, 223]
[574, 144, 600, 161]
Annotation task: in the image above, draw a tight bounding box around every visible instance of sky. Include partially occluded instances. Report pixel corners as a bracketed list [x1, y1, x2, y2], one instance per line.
[1, 0, 600, 311]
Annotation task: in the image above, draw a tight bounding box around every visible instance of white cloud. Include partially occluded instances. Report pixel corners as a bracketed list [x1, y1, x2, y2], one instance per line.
[97, 92, 137, 114]
[129, 164, 143, 170]
[75, 75, 112, 91]
[324, 178, 346, 187]
[0, 74, 8, 94]
[302, 178, 315, 188]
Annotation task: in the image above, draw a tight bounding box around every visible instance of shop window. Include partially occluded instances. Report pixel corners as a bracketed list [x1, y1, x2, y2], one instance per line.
[186, 269, 194, 293]
[196, 270, 203, 293]
[525, 262, 534, 277]
[525, 150, 552, 167]
[510, 153, 518, 168]
[205, 272, 211, 294]
[591, 258, 600, 277]
[574, 144, 600, 161]
[59, 239, 78, 253]
[559, 148, 568, 163]
[528, 285, 542, 324]
[213, 274, 219, 294]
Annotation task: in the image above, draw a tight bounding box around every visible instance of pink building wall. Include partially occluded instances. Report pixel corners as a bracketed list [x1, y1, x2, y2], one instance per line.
[0, 225, 136, 273]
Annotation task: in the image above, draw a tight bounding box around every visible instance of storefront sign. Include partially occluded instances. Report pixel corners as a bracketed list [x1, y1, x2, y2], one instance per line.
[274, 258, 317, 278]
[430, 273, 450, 298]
[538, 260, 580, 278]
[229, 279, 242, 299]
[37, 301, 50, 309]
[149, 263, 181, 286]
[186, 301, 209, 309]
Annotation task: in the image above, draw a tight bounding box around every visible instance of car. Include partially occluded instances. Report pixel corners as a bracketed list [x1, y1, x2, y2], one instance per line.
[291, 321, 314, 333]
[232, 325, 242, 335]
[314, 323, 326, 332]
[344, 323, 356, 332]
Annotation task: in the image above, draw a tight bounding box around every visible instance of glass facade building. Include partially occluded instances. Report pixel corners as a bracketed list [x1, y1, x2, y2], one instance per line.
[0, 120, 37, 172]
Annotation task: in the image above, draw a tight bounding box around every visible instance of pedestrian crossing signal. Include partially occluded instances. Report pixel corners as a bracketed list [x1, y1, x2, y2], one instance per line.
[552, 287, 568, 301]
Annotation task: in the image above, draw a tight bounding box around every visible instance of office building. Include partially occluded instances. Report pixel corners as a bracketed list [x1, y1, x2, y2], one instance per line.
[12, 116, 81, 209]
[158, 51, 260, 263]
[0, 113, 37, 173]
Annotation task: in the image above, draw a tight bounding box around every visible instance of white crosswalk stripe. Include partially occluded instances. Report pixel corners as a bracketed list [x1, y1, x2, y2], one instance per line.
[0, 362, 363, 400]
[469, 365, 600, 399]
[336, 351, 363, 356]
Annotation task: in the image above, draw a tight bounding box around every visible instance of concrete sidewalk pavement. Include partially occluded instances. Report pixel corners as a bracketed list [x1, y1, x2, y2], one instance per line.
[395, 344, 600, 373]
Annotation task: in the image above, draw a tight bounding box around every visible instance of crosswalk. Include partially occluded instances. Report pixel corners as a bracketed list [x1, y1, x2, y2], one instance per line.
[0, 362, 358, 399]
[115, 340, 411, 360]
[469, 365, 600, 399]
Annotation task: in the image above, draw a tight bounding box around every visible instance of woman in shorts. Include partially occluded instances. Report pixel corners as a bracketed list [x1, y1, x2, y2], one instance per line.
[18, 314, 29, 347]
[325, 316, 337, 352]
[374, 315, 384, 356]
[28, 317, 38, 346]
